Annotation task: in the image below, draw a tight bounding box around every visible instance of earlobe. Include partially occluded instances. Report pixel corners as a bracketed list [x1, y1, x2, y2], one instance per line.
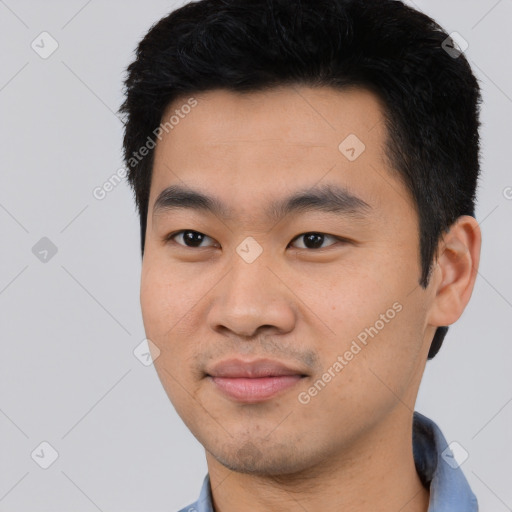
[427, 215, 482, 327]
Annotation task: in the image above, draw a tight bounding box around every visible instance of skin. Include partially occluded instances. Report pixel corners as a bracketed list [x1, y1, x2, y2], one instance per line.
[140, 86, 481, 511]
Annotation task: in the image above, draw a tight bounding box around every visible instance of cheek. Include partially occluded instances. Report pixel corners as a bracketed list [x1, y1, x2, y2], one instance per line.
[298, 259, 395, 336]
[302, 252, 425, 380]
[140, 256, 207, 367]
[140, 261, 201, 411]
[140, 266, 168, 337]
[141, 251, 189, 328]
[300, 302, 426, 437]
[140, 258, 186, 360]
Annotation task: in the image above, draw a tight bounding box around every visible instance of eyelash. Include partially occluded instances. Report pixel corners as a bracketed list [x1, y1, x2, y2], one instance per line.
[164, 230, 349, 250]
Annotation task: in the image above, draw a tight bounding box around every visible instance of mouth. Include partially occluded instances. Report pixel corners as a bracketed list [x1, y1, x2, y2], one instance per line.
[206, 358, 308, 403]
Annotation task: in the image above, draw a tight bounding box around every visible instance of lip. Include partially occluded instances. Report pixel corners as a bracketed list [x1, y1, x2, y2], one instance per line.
[207, 358, 307, 378]
[206, 358, 307, 403]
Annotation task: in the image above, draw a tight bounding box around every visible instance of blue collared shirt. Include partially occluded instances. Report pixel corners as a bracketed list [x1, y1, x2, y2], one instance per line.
[178, 411, 478, 511]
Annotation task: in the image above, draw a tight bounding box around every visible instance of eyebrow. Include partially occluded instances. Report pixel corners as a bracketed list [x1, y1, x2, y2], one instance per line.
[152, 183, 373, 223]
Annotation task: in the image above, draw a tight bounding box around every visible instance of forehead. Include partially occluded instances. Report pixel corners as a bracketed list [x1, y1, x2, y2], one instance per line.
[159, 85, 386, 150]
[149, 85, 413, 223]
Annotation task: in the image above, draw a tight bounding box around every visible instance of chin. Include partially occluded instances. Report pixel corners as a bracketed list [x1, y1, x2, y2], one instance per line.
[208, 439, 317, 476]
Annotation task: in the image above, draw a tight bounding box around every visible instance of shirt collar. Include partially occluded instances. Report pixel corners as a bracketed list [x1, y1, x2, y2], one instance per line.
[180, 411, 478, 512]
[413, 411, 478, 511]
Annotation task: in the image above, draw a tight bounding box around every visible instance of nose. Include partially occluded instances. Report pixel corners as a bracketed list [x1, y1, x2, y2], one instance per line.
[206, 249, 297, 339]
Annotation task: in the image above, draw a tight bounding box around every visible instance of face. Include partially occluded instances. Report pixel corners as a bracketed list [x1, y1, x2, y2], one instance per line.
[141, 86, 437, 475]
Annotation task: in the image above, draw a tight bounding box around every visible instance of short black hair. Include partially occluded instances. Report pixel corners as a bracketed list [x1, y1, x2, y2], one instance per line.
[119, 0, 482, 359]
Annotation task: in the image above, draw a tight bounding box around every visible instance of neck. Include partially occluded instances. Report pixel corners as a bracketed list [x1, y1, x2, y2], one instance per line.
[206, 406, 430, 512]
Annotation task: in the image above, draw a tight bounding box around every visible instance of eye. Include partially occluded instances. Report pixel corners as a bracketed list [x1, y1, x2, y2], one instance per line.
[166, 230, 217, 248]
[165, 230, 346, 250]
[288, 232, 341, 250]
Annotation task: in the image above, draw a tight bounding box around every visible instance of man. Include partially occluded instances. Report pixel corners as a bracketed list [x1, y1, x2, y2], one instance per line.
[119, 0, 481, 510]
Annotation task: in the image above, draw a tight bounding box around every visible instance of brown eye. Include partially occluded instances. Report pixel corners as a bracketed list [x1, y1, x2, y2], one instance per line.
[289, 232, 339, 250]
[167, 230, 216, 248]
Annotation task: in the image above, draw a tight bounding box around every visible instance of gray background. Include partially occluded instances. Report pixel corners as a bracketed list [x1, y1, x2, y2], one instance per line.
[1, 0, 511, 510]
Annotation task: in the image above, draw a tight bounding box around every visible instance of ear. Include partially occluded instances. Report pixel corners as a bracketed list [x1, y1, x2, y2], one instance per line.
[427, 215, 482, 327]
